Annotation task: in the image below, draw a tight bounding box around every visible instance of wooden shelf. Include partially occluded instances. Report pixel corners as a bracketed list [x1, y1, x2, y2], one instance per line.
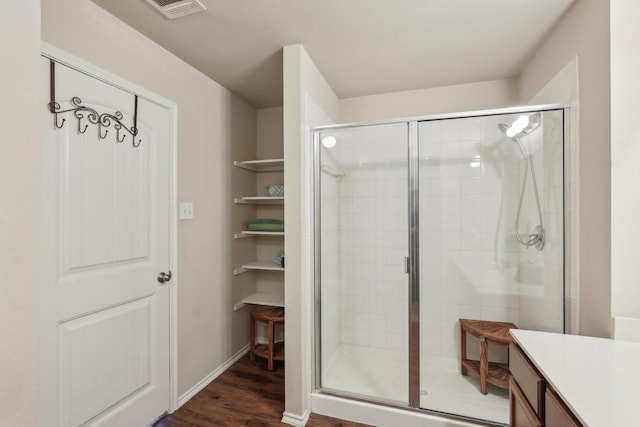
[233, 291, 285, 311]
[234, 231, 285, 239]
[234, 261, 284, 275]
[461, 360, 510, 390]
[234, 196, 284, 205]
[233, 158, 284, 172]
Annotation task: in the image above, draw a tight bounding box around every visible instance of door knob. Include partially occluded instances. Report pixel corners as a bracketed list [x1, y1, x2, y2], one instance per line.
[157, 271, 172, 284]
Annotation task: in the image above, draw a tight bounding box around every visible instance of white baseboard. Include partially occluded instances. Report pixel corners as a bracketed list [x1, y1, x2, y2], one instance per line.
[281, 409, 310, 427]
[177, 344, 250, 407]
[613, 315, 640, 343]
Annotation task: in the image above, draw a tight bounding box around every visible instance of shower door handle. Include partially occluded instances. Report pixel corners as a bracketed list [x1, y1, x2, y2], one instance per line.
[404, 256, 410, 274]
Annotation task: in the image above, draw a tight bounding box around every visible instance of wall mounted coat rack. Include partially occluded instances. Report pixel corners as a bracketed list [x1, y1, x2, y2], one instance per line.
[47, 60, 142, 148]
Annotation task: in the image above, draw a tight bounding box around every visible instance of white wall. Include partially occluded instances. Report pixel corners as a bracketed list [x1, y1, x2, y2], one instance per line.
[340, 79, 517, 123]
[0, 1, 41, 426]
[610, 0, 640, 340]
[41, 0, 257, 396]
[518, 0, 611, 338]
[283, 44, 340, 422]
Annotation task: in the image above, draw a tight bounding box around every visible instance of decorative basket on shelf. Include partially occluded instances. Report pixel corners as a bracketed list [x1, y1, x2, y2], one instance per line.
[274, 250, 284, 268]
[264, 184, 284, 197]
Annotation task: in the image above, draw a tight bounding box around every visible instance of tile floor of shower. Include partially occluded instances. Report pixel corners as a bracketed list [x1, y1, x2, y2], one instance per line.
[322, 344, 509, 425]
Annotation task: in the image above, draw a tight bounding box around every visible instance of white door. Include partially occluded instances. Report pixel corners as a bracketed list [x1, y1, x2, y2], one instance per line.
[40, 56, 172, 427]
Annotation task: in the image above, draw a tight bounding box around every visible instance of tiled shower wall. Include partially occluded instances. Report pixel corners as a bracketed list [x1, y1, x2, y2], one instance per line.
[326, 124, 409, 353]
[419, 117, 521, 361]
[321, 112, 564, 362]
[418, 113, 564, 361]
[320, 150, 341, 372]
[527, 58, 579, 335]
[516, 111, 565, 333]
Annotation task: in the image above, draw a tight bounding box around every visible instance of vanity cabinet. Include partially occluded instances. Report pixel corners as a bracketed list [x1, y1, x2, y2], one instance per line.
[509, 342, 582, 427]
[510, 377, 542, 427]
[545, 388, 581, 427]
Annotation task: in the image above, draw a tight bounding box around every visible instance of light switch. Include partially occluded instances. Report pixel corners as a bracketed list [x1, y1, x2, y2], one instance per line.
[180, 202, 194, 220]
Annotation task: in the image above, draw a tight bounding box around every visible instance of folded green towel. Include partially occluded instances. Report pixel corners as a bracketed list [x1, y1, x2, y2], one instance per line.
[248, 223, 285, 232]
[247, 218, 284, 232]
[247, 218, 284, 225]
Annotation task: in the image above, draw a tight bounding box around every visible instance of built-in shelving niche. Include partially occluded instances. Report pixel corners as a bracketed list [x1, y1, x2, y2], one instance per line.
[232, 158, 285, 311]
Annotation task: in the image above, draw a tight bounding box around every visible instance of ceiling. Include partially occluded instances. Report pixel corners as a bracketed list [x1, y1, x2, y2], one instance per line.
[92, 0, 575, 109]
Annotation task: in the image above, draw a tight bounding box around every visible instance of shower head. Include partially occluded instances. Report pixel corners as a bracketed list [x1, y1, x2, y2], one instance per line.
[498, 113, 541, 138]
[524, 112, 541, 134]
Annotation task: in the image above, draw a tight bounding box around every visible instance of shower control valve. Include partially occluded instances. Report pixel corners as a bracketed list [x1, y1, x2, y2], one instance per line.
[526, 226, 545, 251]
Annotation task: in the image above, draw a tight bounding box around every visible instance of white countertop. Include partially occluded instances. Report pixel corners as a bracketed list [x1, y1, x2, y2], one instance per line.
[511, 329, 640, 427]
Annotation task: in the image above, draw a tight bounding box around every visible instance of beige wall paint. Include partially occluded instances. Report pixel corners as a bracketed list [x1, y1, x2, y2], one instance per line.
[228, 96, 257, 358]
[230, 102, 258, 321]
[0, 1, 41, 426]
[283, 45, 305, 419]
[283, 44, 340, 420]
[41, 0, 256, 395]
[255, 107, 285, 299]
[610, 0, 640, 332]
[518, 0, 611, 338]
[257, 107, 285, 160]
[340, 79, 517, 123]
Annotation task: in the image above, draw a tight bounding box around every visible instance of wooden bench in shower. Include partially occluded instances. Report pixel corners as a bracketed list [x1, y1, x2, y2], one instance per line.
[459, 318, 518, 395]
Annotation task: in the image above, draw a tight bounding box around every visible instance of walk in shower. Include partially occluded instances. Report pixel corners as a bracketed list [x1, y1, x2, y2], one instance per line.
[313, 107, 565, 425]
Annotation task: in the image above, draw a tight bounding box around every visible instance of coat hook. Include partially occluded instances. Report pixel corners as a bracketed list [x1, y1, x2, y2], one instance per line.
[49, 61, 142, 148]
[54, 114, 66, 129]
[77, 117, 88, 134]
[131, 126, 140, 147]
[99, 124, 108, 140]
[117, 129, 126, 143]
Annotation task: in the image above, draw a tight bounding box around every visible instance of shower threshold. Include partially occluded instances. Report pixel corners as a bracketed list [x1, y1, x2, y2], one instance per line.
[320, 344, 508, 425]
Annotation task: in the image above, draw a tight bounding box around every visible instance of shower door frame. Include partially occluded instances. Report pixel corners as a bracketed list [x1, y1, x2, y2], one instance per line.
[312, 104, 565, 422]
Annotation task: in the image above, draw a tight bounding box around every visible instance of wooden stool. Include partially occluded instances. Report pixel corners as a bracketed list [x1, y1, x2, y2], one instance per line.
[250, 308, 285, 371]
[459, 318, 517, 395]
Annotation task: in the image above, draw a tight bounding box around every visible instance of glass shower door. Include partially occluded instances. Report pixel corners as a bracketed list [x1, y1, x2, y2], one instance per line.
[317, 123, 409, 404]
[417, 110, 565, 424]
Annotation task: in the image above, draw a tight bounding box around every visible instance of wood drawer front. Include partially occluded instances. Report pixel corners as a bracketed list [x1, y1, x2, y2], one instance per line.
[510, 378, 543, 427]
[510, 342, 545, 416]
[545, 388, 582, 427]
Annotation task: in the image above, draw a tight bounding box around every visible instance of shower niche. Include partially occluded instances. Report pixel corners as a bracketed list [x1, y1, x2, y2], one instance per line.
[314, 107, 565, 425]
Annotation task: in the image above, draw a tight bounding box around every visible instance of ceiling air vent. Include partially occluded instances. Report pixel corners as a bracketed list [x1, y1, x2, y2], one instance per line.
[145, 0, 207, 19]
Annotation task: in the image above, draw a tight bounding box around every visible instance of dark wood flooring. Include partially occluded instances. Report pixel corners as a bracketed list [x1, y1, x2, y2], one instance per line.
[156, 355, 373, 427]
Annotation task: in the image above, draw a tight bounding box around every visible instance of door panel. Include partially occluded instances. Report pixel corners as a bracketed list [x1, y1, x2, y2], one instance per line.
[317, 123, 410, 404]
[40, 57, 171, 426]
[59, 298, 152, 426]
[62, 115, 150, 272]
